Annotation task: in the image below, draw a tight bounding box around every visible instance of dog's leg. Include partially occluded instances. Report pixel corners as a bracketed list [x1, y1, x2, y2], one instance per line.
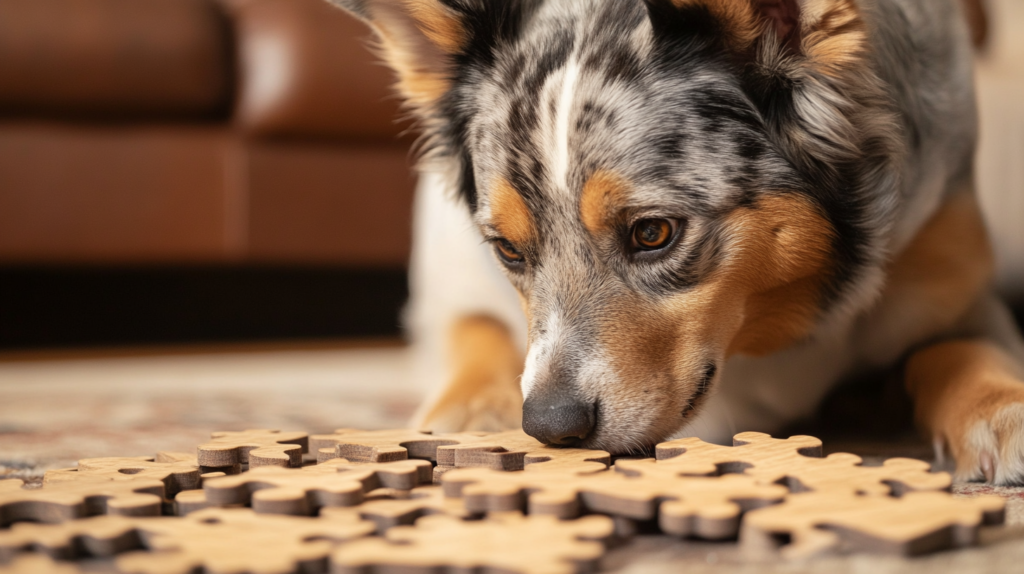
[906, 337, 1024, 485]
[412, 315, 523, 432]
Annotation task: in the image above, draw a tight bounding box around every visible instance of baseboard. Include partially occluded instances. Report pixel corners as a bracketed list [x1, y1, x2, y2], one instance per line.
[0, 266, 408, 350]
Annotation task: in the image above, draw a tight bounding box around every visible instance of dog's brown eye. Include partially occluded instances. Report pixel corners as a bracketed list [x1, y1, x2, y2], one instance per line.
[632, 219, 675, 251]
[495, 239, 524, 264]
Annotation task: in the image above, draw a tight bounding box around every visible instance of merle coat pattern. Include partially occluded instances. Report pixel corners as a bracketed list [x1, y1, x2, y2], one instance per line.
[332, 0, 1024, 485]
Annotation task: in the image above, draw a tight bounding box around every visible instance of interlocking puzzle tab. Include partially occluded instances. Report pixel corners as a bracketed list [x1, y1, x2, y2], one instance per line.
[0, 508, 374, 574]
[0, 478, 165, 527]
[197, 429, 308, 469]
[740, 490, 1006, 558]
[656, 432, 951, 495]
[312, 429, 610, 475]
[332, 512, 614, 574]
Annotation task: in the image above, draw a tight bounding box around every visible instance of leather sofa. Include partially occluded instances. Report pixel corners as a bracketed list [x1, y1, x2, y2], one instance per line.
[0, 0, 414, 267]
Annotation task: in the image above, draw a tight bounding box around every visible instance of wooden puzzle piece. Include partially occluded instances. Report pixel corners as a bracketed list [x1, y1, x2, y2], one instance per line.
[43, 457, 202, 498]
[332, 512, 614, 574]
[0, 555, 82, 574]
[155, 451, 242, 476]
[443, 462, 787, 539]
[435, 430, 611, 474]
[321, 486, 471, 533]
[0, 508, 374, 574]
[0, 478, 165, 527]
[656, 432, 950, 495]
[740, 490, 1006, 558]
[310, 429, 472, 463]
[189, 459, 433, 516]
[197, 429, 308, 468]
[313, 429, 610, 476]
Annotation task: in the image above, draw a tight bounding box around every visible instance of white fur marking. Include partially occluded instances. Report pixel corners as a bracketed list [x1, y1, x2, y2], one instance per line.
[552, 59, 580, 190]
[520, 312, 562, 399]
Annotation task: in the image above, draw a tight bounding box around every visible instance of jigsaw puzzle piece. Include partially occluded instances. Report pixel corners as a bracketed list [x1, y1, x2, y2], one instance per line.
[741, 490, 1006, 559]
[0, 478, 165, 527]
[310, 429, 471, 463]
[43, 456, 202, 498]
[656, 432, 950, 496]
[196, 460, 432, 516]
[332, 512, 614, 574]
[197, 429, 308, 469]
[434, 430, 611, 474]
[0, 508, 374, 574]
[322, 485, 471, 533]
[0, 555, 83, 574]
[596, 459, 788, 538]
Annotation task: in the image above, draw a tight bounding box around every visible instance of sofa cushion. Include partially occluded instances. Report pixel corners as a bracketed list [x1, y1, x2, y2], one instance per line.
[232, 0, 407, 141]
[0, 0, 231, 119]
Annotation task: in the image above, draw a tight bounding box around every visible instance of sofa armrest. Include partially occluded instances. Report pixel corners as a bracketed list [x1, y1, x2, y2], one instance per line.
[233, 0, 407, 141]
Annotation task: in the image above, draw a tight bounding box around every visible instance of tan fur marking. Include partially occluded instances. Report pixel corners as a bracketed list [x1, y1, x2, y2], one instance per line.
[490, 179, 536, 247]
[724, 194, 835, 356]
[418, 315, 524, 432]
[597, 194, 834, 433]
[403, 0, 467, 54]
[798, 0, 867, 78]
[373, 30, 451, 110]
[671, 0, 759, 48]
[579, 170, 629, 235]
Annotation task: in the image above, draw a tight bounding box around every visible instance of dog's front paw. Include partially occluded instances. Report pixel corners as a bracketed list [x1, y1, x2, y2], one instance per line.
[413, 371, 523, 433]
[947, 401, 1024, 485]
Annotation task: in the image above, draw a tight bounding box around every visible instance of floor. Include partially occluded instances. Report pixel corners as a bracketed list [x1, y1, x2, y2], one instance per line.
[2, 341, 1023, 573]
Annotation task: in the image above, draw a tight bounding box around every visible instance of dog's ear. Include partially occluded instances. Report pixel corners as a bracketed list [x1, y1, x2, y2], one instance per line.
[327, 0, 466, 111]
[642, 0, 851, 57]
[329, 0, 527, 114]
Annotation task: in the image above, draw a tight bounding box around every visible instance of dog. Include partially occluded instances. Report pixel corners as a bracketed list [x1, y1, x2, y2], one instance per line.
[332, 0, 1024, 485]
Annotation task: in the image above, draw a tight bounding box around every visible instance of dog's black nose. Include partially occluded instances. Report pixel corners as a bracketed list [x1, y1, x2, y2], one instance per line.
[522, 394, 595, 447]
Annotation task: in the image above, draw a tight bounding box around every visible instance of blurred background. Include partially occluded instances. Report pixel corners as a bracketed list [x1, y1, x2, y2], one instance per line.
[0, 0, 1020, 474]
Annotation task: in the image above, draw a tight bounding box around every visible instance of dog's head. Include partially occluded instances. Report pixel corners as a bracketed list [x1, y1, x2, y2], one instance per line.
[336, 0, 901, 452]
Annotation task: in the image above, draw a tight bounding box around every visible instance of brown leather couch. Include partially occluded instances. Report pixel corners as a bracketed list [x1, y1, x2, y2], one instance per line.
[0, 0, 414, 267]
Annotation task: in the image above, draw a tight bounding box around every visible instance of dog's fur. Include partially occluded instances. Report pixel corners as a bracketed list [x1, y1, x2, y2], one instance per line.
[333, 0, 1024, 485]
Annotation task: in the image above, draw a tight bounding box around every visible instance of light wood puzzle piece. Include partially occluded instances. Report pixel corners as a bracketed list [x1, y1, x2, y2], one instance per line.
[0, 508, 374, 574]
[0, 478, 164, 527]
[332, 512, 614, 574]
[436, 430, 611, 474]
[197, 429, 308, 468]
[192, 459, 433, 516]
[310, 429, 471, 463]
[43, 457, 202, 498]
[443, 464, 786, 539]
[0, 555, 82, 574]
[313, 429, 610, 475]
[741, 490, 1006, 558]
[656, 432, 951, 495]
[321, 486, 471, 533]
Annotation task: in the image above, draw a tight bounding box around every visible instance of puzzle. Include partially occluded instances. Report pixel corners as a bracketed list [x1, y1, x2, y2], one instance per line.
[0, 477, 165, 527]
[655, 432, 953, 496]
[442, 463, 787, 539]
[0, 555, 81, 574]
[332, 512, 615, 574]
[0, 508, 374, 573]
[195, 459, 433, 516]
[43, 456, 203, 498]
[741, 490, 1006, 558]
[321, 486, 471, 533]
[312, 429, 610, 477]
[197, 429, 309, 469]
[0, 428, 1010, 573]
